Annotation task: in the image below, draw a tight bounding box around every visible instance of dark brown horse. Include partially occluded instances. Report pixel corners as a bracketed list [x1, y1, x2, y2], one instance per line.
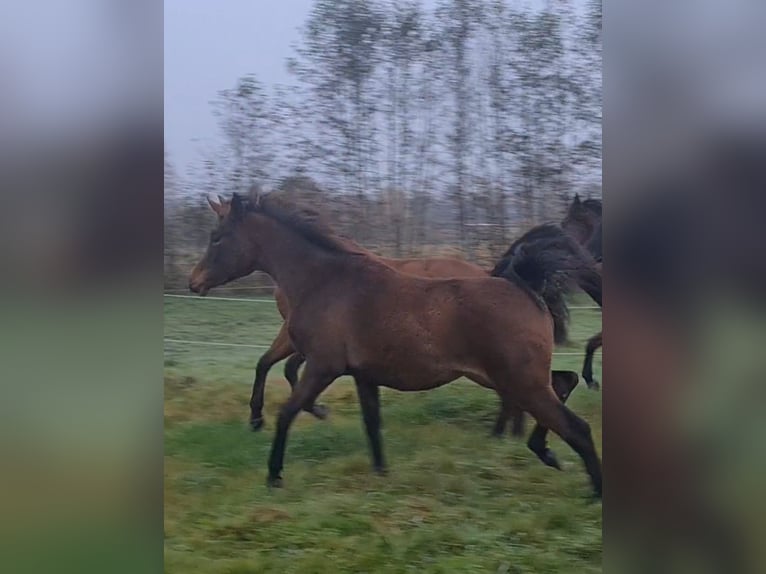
[491, 221, 603, 390]
[189, 192, 601, 497]
[562, 194, 603, 388]
[562, 194, 602, 246]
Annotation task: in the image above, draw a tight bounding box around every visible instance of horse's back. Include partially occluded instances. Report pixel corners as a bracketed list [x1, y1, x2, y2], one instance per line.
[387, 257, 486, 279]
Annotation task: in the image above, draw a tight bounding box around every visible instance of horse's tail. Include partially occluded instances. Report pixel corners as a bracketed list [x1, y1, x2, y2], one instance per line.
[491, 224, 601, 344]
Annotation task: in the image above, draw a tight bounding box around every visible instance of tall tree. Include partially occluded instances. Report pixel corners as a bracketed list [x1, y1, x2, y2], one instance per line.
[571, 0, 602, 191]
[379, 1, 423, 193]
[289, 0, 384, 212]
[508, 7, 569, 222]
[436, 0, 483, 249]
[482, 0, 513, 245]
[211, 74, 274, 191]
[378, 1, 431, 251]
[407, 17, 444, 250]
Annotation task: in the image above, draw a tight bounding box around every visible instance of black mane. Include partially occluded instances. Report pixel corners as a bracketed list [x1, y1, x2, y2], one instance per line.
[491, 223, 600, 344]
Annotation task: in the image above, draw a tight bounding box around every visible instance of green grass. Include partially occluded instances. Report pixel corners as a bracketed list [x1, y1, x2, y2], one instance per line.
[164, 295, 602, 573]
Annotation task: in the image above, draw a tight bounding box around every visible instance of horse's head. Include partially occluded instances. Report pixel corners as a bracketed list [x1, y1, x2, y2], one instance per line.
[562, 193, 602, 246]
[188, 192, 264, 295]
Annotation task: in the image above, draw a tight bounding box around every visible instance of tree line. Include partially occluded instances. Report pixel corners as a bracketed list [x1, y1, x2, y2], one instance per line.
[165, 0, 601, 290]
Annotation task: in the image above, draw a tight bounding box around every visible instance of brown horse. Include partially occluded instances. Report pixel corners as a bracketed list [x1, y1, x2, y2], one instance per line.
[249, 254, 489, 429]
[250, 200, 600, 432]
[562, 194, 603, 388]
[189, 192, 602, 497]
[251, 247, 580, 444]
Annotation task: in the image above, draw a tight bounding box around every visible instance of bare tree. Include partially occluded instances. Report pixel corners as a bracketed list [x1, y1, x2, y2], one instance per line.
[435, 0, 484, 249]
[211, 74, 275, 190]
[289, 0, 385, 228]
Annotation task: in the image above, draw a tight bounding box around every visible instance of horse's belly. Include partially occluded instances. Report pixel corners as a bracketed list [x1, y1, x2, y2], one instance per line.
[350, 357, 459, 391]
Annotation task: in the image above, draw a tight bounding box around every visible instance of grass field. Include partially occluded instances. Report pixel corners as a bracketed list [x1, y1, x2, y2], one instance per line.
[164, 294, 602, 573]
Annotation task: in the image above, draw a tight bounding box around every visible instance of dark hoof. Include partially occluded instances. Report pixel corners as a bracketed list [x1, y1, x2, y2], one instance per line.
[588, 491, 602, 504]
[250, 417, 265, 431]
[310, 404, 330, 420]
[586, 380, 600, 391]
[491, 427, 505, 438]
[266, 474, 283, 488]
[537, 448, 563, 471]
[373, 465, 388, 476]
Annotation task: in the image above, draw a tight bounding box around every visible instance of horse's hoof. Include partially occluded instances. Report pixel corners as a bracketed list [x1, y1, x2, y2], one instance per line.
[373, 465, 388, 476]
[266, 474, 283, 488]
[250, 417, 265, 431]
[587, 380, 600, 391]
[310, 404, 330, 420]
[538, 449, 563, 471]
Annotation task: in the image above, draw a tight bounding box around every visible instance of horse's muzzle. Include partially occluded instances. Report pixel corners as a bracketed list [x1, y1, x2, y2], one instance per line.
[188, 277, 209, 296]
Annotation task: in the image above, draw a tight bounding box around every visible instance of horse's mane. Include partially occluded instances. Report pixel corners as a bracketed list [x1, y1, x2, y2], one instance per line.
[498, 223, 565, 260]
[243, 193, 367, 256]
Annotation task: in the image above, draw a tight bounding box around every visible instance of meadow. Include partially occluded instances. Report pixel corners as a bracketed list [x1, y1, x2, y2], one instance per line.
[164, 293, 602, 573]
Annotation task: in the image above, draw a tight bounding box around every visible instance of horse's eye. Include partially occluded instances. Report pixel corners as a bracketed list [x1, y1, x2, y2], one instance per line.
[211, 237, 222, 246]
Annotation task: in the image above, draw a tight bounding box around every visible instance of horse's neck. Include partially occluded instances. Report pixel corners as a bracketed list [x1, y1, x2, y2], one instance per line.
[250, 218, 349, 308]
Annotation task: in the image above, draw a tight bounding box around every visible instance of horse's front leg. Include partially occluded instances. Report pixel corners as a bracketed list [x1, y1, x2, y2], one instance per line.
[267, 363, 337, 487]
[250, 323, 294, 431]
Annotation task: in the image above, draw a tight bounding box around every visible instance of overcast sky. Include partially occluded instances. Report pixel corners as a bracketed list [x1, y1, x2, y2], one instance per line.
[165, 0, 315, 176]
[164, 0, 554, 177]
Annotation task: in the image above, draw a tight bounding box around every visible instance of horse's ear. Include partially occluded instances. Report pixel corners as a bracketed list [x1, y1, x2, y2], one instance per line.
[207, 195, 224, 216]
[573, 193, 581, 205]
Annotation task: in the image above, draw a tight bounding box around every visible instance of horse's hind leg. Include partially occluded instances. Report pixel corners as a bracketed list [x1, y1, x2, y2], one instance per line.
[527, 370, 580, 470]
[354, 377, 386, 474]
[492, 370, 577, 439]
[582, 332, 602, 390]
[284, 353, 329, 421]
[250, 323, 294, 431]
[526, 385, 602, 498]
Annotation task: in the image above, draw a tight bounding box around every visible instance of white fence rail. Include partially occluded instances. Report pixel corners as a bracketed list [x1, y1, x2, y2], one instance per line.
[164, 293, 601, 357]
